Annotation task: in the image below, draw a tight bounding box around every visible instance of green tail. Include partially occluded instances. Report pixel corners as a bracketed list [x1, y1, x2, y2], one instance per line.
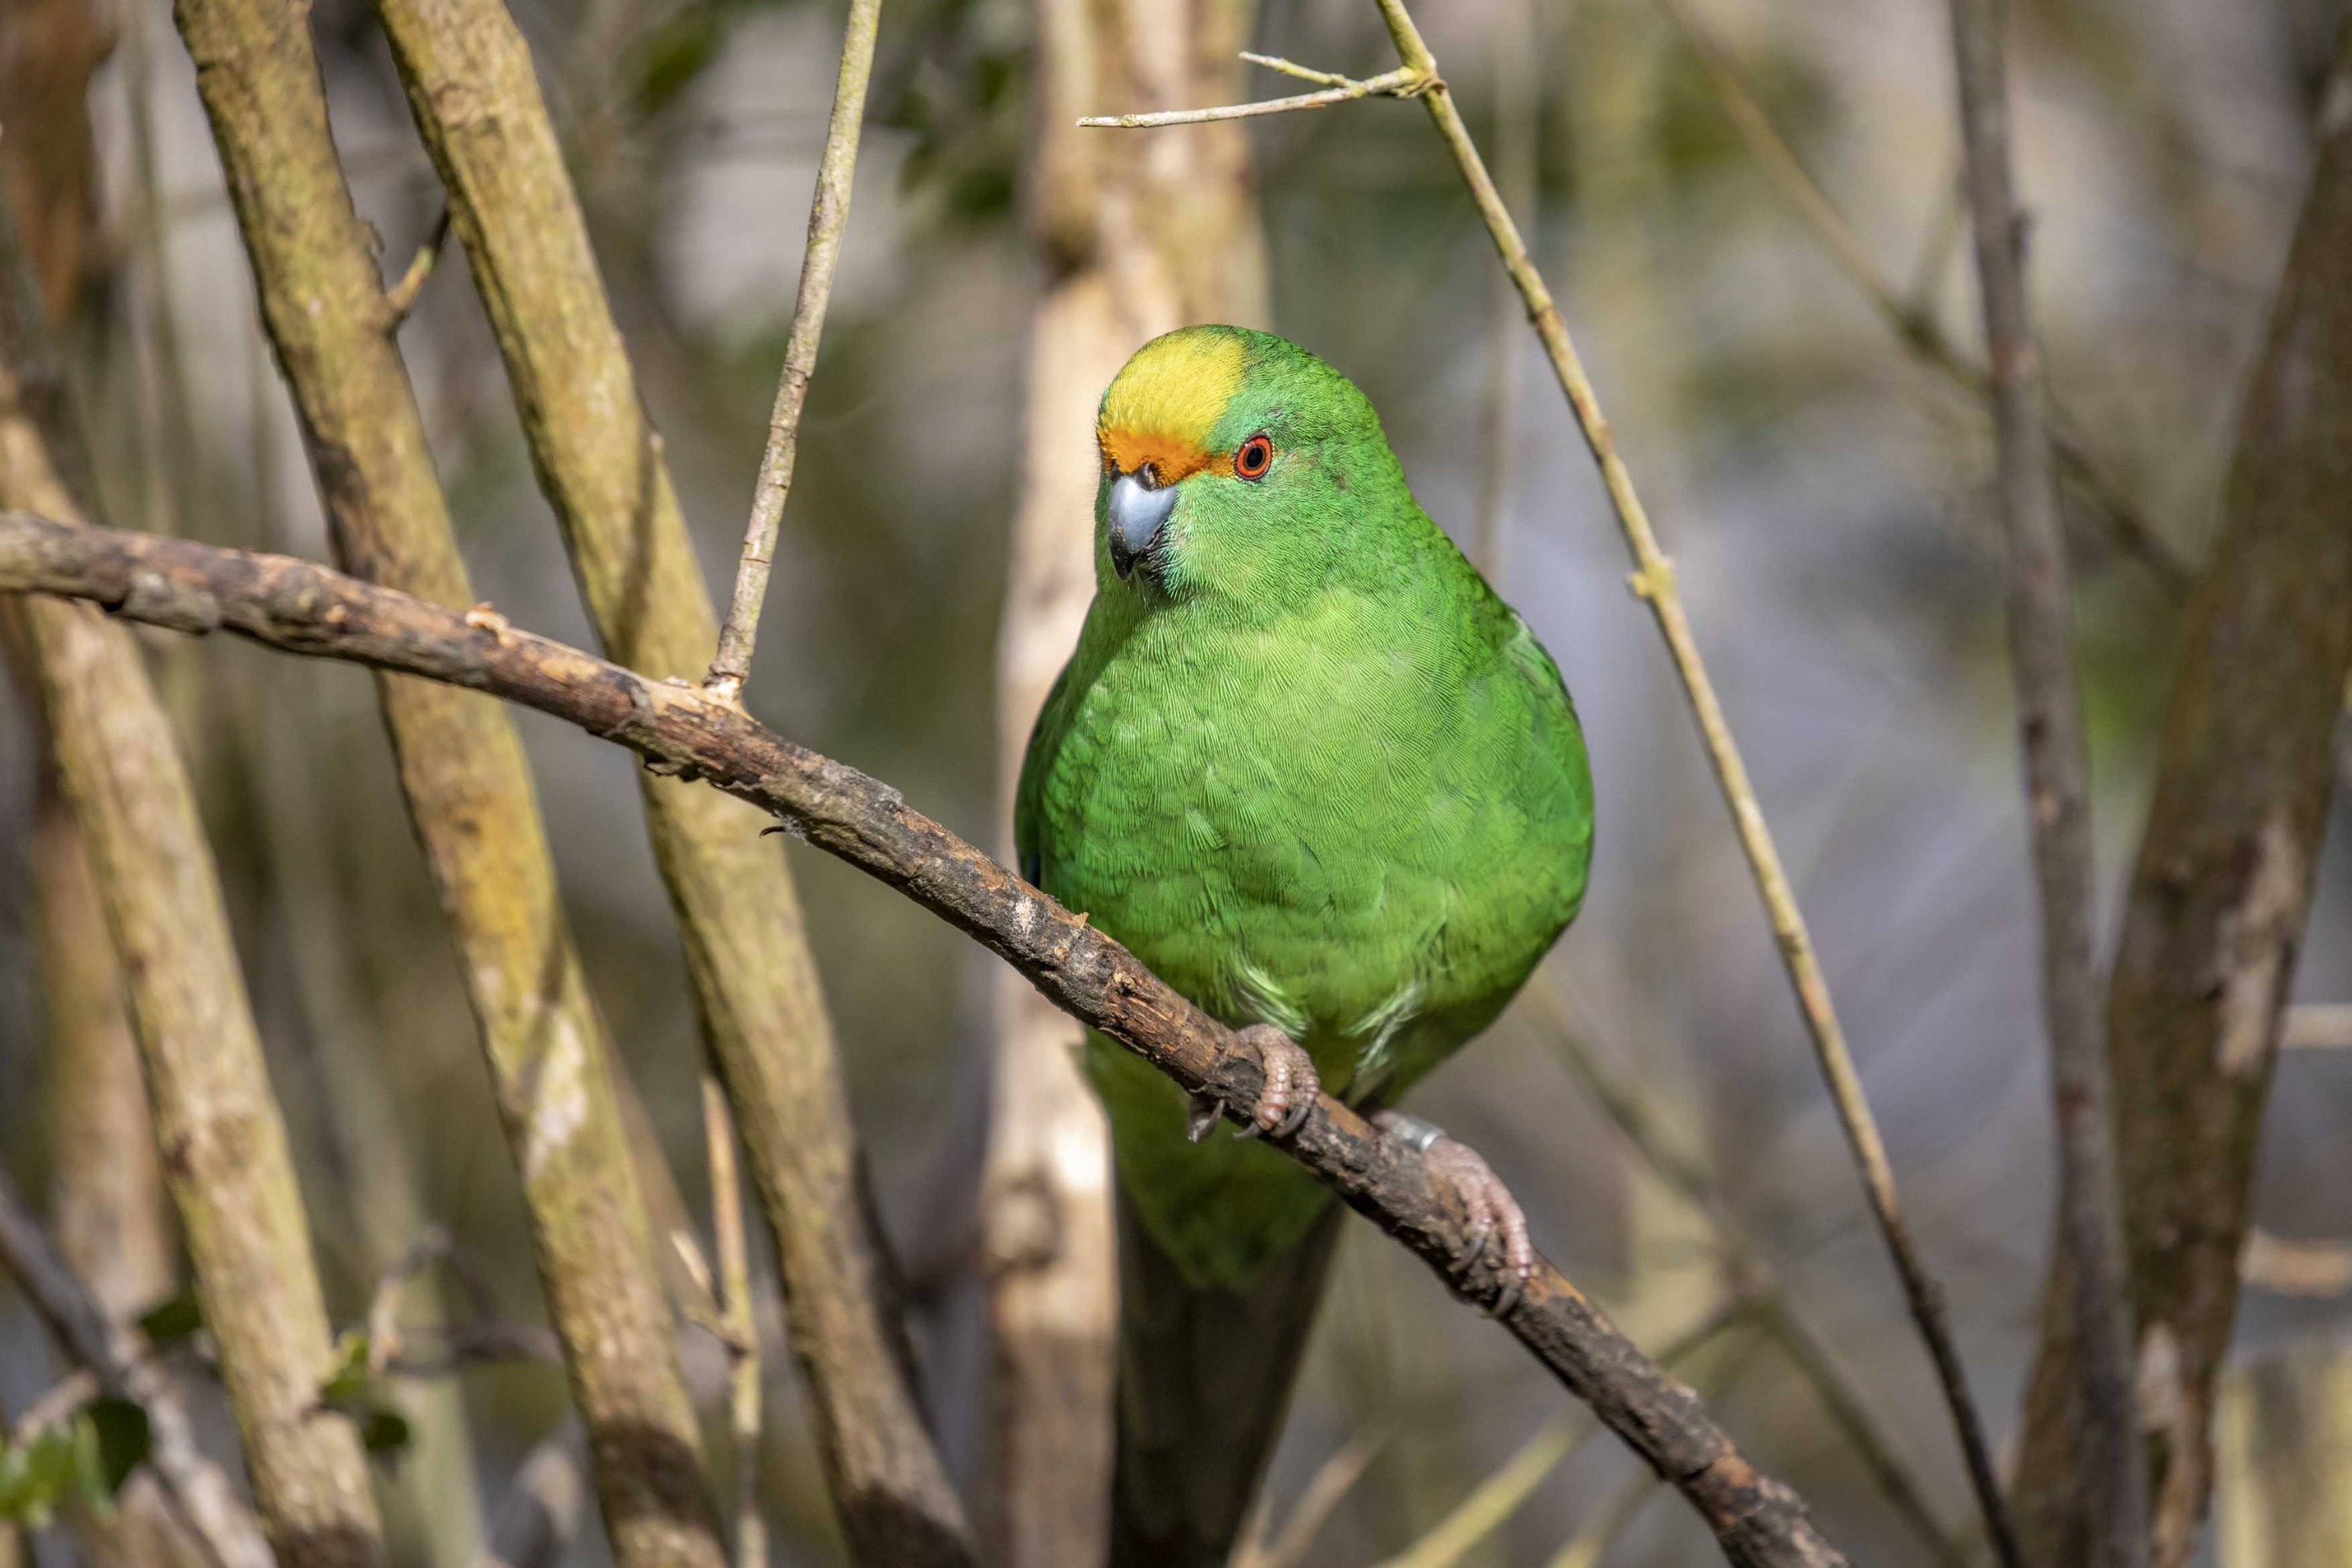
[1109, 1183, 1344, 1568]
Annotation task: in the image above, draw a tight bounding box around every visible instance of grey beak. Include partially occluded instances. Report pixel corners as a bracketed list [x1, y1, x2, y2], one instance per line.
[1107, 469, 1178, 580]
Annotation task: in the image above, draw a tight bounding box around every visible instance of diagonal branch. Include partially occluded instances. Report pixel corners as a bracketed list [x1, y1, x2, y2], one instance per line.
[706, 0, 883, 702]
[0, 1167, 274, 1568]
[0, 511, 1850, 1568]
[369, 0, 967, 1554]
[1946, 4, 2147, 1567]
[1653, 0, 2191, 593]
[1076, 61, 1425, 127]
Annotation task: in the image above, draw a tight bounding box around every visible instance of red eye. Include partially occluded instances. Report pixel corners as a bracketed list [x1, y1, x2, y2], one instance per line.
[1234, 434, 1272, 480]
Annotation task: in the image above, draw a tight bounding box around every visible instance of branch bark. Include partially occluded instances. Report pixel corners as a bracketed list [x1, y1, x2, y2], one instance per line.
[0, 513, 1854, 1568]
[1374, 3, 2021, 1555]
[1945, 5, 2147, 1567]
[170, 2, 723, 1563]
[0, 1168, 277, 1568]
[705, 0, 881, 699]
[364, 0, 969, 1557]
[2009, 42, 2352, 1568]
[0, 238, 387, 1567]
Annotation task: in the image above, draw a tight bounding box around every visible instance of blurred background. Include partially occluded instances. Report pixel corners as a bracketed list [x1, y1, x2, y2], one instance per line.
[2, 0, 2348, 1563]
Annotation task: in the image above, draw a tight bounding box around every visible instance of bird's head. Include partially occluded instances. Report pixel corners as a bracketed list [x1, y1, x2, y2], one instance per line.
[1093, 325, 1404, 604]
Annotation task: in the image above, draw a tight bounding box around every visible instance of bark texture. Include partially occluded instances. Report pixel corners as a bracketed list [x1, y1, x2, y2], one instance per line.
[170, 2, 722, 1563]
[0, 512, 1857, 1568]
[988, 2, 1265, 1559]
[2011, 60, 2352, 1568]
[0, 225, 386, 1568]
[364, 2, 968, 1559]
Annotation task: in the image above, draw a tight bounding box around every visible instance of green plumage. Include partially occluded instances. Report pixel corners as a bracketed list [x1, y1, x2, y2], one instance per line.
[1014, 326, 1592, 1561]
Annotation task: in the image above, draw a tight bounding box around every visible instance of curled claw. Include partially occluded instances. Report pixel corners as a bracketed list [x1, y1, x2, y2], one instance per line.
[1229, 1024, 1319, 1141]
[1375, 1110, 1534, 1319]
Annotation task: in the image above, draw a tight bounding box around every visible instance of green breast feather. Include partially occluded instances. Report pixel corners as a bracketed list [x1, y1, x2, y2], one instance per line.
[1015, 326, 1593, 1289]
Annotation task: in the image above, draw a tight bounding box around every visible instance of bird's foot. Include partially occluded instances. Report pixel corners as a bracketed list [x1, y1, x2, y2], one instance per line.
[1374, 1111, 1533, 1319]
[1185, 1024, 1319, 1145]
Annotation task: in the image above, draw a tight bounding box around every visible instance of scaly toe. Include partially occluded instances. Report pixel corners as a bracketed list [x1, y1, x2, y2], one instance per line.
[1230, 1024, 1319, 1142]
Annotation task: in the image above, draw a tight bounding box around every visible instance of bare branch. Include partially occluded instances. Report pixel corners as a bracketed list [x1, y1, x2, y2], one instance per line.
[706, 0, 883, 701]
[0, 194, 386, 1568]
[1352, 2, 2021, 1555]
[382, 202, 450, 327]
[172, 0, 726, 1559]
[370, 0, 967, 1550]
[0, 1167, 275, 1568]
[1077, 64, 1425, 128]
[1947, 4, 2147, 1565]
[702, 1076, 768, 1568]
[0, 512, 1854, 1568]
[2013, 49, 2352, 1563]
[1655, 0, 2191, 593]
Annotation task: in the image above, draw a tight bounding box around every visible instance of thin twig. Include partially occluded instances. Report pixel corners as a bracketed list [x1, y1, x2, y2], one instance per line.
[1232, 1425, 1391, 1568]
[1352, 4, 2024, 1559]
[1531, 982, 1972, 1568]
[2285, 1004, 2352, 1049]
[705, 0, 882, 702]
[1544, 1465, 1664, 1568]
[383, 202, 450, 327]
[702, 1073, 768, 1568]
[1947, 4, 2147, 1566]
[1077, 64, 1424, 128]
[0, 1167, 274, 1568]
[2240, 1231, 2352, 1298]
[1653, 0, 2192, 594]
[0, 513, 1855, 1568]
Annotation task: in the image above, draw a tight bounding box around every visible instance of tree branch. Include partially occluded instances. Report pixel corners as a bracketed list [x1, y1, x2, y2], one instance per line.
[1076, 62, 1425, 127]
[1946, 5, 2147, 1566]
[0, 512, 1850, 1568]
[0, 194, 386, 1568]
[1343, 3, 2017, 1555]
[2010, 36, 2352, 1568]
[1654, 0, 2190, 594]
[705, 0, 882, 701]
[368, 0, 967, 1552]
[172, 0, 729, 1561]
[0, 1149, 275, 1568]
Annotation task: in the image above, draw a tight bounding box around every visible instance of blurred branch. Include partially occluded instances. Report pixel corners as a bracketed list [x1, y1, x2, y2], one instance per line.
[1231, 1425, 1389, 1568]
[382, 202, 450, 327]
[0, 512, 1857, 1568]
[1533, 985, 1971, 1568]
[702, 1076, 768, 1568]
[1544, 1464, 1662, 1568]
[2240, 1232, 2352, 1298]
[1076, 60, 1424, 127]
[1107, 5, 2027, 1559]
[0, 201, 386, 1568]
[477, 1423, 590, 1568]
[2284, 1004, 2352, 1048]
[1946, 5, 2147, 1568]
[705, 0, 881, 702]
[2009, 34, 2352, 1568]
[170, 2, 724, 1563]
[0, 1159, 276, 1568]
[1654, 0, 2193, 593]
[369, 0, 967, 1555]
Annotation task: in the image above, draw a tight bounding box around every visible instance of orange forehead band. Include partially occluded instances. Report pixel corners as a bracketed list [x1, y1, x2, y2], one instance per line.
[1098, 426, 1219, 485]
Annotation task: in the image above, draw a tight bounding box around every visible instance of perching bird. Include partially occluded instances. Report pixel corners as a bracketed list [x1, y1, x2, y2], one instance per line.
[1015, 325, 1594, 1566]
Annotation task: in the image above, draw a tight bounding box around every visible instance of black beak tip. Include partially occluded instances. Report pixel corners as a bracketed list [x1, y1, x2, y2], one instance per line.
[1109, 537, 1136, 580]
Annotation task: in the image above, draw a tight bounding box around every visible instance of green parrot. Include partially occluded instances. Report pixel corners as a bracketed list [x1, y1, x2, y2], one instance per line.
[1015, 325, 1594, 1565]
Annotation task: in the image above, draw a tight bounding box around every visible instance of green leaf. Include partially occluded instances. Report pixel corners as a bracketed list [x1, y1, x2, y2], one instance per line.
[358, 1408, 411, 1457]
[136, 1294, 205, 1347]
[83, 1397, 152, 1495]
[319, 1329, 375, 1406]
